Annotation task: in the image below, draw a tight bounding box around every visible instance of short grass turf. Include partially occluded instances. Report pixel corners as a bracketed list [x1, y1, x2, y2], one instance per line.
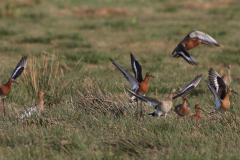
[0, 0, 240, 159]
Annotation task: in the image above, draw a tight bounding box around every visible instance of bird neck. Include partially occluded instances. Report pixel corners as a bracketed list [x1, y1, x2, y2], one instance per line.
[195, 109, 200, 118]
[142, 75, 150, 84]
[38, 95, 44, 105]
[227, 68, 231, 76]
[166, 92, 174, 101]
[219, 71, 223, 76]
[3, 80, 13, 88]
[182, 99, 187, 109]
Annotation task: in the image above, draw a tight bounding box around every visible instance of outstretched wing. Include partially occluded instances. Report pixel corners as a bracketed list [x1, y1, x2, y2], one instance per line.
[189, 30, 220, 46]
[110, 58, 139, 92]
[11, 56, 28, 79]
[208, 68, 226, 99]
[173, 74, 203, 100]
[130, 53, 143, 83]
[124, 86, 160, 108]
[203, 77, 221, 110]
[175, 43, 199, 66]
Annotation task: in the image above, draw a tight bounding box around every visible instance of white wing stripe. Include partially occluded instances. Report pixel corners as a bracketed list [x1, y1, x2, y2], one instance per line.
[12, 67, 22, 78]
[133, 62, 138, 79]
[180, 84, 193, 94]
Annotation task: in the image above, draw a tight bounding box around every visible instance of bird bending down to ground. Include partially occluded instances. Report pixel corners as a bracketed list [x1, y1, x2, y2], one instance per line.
[189, 104, 202, 120]
[173, 75, 203, 117]
[124, 87, 177, 118]
[172, 30, 220, 66]
[20, 91, 52, 119]
[110, 53, 155, 103]
[174, 96, 190, 117]
[203, 69, 239, 114]
[0, 56, 28, 115]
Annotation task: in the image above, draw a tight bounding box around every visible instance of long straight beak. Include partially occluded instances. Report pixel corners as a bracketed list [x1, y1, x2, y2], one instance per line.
[13, 80, 19, 84]
[232, 90, 240, 96]
[150, 75, 155, 78]
[186, 99, 190, 106]
[43, 94, 53, 98]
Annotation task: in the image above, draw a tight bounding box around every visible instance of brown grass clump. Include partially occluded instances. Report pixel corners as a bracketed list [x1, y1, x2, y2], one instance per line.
[21, 51, 71, 103]
[76, 78, 133, 117]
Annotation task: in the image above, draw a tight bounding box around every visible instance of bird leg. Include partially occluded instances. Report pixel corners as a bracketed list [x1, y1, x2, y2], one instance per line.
[140, 101, 144, 119]
[134, 101, 139, 119]
[1, 99, 6, 116]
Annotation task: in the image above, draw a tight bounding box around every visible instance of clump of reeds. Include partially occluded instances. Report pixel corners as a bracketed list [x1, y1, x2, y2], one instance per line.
[21, 51, 71, 104]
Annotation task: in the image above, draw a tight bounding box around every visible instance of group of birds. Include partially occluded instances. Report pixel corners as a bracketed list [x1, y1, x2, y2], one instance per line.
[110, 30, 237, 120]
[0, 30, 237, 120]
[0, 56, 52, 118]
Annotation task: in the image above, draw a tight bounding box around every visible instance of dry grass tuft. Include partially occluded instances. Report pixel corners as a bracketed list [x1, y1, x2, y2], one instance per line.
[76, 78, 133, 117]
[22, 51, 71, 103]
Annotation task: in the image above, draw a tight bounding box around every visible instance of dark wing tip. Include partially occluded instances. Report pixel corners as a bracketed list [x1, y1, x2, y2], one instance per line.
[11, 56, 28, 79]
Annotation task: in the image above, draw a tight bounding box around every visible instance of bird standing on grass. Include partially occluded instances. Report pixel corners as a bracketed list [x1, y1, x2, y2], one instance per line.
[0, 56, 27, 115]
[203, 68, 239, 115]
[189, 104, 203, 120]
[174, 96, 190, 117]
[110, 53, 155, 103]
[20, 91, 52, 119]
[110, 53, 155, 116]
[125, 87, 177, 118]
[172, 30, 220, 66]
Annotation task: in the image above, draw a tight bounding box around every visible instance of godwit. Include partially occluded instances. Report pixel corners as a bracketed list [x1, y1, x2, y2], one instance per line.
[110, 54, 154, 103]
[124, 87, 177, 118]
[174, 96, 190, 117]
[20, 91, 52, 119]
[172, 30, 220, 66]
[189, 104, 202, 120]
[0, 56, 27, 115]
[173, 74, 203, 100]
[208, 68, 228, 99]
[219, 69, 226, 77]
[221, 65, 232, 86]
[203, 70, 239, 114]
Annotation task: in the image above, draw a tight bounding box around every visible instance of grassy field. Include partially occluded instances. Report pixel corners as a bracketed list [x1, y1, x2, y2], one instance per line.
[0, 0, 240, 159]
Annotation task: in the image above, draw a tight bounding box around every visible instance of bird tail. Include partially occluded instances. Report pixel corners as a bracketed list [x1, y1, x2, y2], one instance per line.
[148, 111, 157, 117]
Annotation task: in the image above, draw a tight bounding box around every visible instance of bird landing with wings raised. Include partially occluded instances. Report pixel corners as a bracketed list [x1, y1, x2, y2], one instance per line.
[172, 30, 220, 66]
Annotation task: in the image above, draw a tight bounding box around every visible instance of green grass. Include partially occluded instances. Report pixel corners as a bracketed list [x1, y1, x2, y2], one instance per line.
[0, 0, 240, 159]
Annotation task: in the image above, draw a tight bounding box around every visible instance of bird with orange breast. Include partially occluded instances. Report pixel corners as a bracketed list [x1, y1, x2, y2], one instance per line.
[189, 104, 203, 120]
[174, 96, 190, 117]
[172, 30, 220, 66]
[0, 56, 27, 115]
